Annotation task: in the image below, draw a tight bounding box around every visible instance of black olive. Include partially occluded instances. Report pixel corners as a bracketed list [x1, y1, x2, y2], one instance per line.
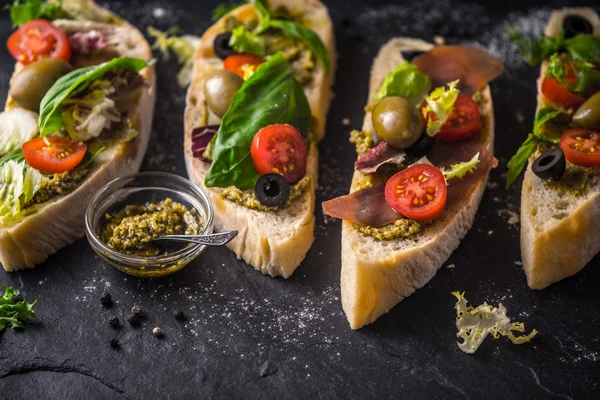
[214, 32, 237, 60]
[563, 15, 594, 38]
[532, 148, 566, 181]
[404, 132, 434, 164]
[254, 174, 290, 207]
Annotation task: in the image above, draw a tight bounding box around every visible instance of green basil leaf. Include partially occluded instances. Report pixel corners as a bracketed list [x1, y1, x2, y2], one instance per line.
[229, 26, 266, 56]
[265, 19, 330, 73]
[374, 61, 431, 104]
[565, 34, 600, 62]
[205, 53, 311, 189]
[38, 56, 148, 136]
[211, 1, 248, 22]
[533, 107, 563, 138]
[249, 0, 269, 19]
[5, 0, 63, 27]
[546, 54, 600, 95]
[507, 27, 563, 66]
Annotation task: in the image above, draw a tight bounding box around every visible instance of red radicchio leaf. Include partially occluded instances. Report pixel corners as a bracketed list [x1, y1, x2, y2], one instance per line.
[354, 142, 406, 173]
[69, 30, 110, 54]
[192, 125, 219, 163]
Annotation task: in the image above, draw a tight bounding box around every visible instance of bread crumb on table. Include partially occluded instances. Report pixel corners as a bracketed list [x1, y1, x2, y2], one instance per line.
[446, 264, 455, 269]
[433, 35, 445, 45]
[342, 118, 351, 127]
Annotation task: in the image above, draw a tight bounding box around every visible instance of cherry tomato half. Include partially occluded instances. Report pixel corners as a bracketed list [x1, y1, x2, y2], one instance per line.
[384, 164, 447, 221]
[224, 54, 264, 78]
[22, 137, 87, 174]
[421, 94, 481, 142]
[251, 124, 308, 184]
[7, 20, 71, 65]
[541, 65, 586, 110]
[559, 128, 600, 167]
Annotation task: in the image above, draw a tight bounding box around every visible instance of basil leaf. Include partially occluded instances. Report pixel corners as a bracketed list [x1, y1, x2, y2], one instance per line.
[506, 107, 562, 188]
[507, 27, 563, 66]
[565, 34, 600, 62]
[38, 56, 148, 136]
[5, 0, 63, 27]
[230, 26, 266, 56]
[211, 1, 248, 22]
[265, 19, 330, 73]
[205, 53, 311, 189]
[374, 61, 431, 104]
[250, 0, 269, 19]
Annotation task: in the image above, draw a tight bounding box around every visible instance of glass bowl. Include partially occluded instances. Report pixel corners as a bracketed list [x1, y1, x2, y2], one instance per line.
[85, 172, 214, 277]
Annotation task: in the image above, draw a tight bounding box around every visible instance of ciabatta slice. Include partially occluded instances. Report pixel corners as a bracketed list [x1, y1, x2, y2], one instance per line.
[341, 39, 495, 329]
[521, 8, 600, 289]
[183, 0, 336, 278]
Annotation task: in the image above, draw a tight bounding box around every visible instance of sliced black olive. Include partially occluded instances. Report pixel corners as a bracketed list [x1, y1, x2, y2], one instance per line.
[404, 132, 434, 164]
[563, 15, 594, 38]
[532, 148, 566, 181]
[254, 174, 290, 207]
[214, 32, 237, 60]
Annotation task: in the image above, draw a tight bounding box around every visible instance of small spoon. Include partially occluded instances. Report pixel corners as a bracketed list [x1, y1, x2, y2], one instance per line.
[153, 230, 238, 247]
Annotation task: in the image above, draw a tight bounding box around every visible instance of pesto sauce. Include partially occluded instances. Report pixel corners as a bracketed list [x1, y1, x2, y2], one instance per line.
[355, 219, 423, 241]
[544, 164, 594, 198]
[30, 165, 90, 205]
[221, 175, 311, 211]
[103, 198, 201, 257]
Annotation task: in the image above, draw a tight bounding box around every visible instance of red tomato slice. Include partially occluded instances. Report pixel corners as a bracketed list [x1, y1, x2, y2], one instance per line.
[559, 128, 600, 167]
[7, 20, 71, 65]
[224, 54, 264, 78]
[421, 94, 481, 142]
[22, 137, 87, 174]
[541, 65, 586, 110]
[384, 164, 447, 221]
[251, 124, 308, 184]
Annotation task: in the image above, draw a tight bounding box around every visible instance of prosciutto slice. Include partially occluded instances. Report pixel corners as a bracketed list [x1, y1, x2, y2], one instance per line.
[413, 46, 503, 96]
[354, 142, 406, 173]
[322, 139, 496, 227]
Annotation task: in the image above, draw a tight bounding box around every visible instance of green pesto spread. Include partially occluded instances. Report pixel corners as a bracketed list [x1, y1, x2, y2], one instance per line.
[103, 198, 201, 257]
[354, 219, 423, 241]
[349, 129, 374, 157]
[544, 164, 594, 198]
[30, 165, 90, 205]
[221, 175, 311, 211]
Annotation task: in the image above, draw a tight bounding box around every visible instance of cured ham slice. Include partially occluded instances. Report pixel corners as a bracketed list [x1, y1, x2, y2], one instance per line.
[413, 46, 503, 95]
[354, 142, 406, 173]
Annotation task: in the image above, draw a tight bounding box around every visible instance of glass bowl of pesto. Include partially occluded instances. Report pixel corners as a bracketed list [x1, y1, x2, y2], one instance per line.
[85, 172, 214, 277]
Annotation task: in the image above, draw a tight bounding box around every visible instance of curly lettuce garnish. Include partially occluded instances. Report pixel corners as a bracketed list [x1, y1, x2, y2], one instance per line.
[441, 153, 480, 183]
[547, 54, 600, 95]
[374, 61, 431, 105]
[452, 292, 537, 354]
[0, 159, 45, 223]
[0, 284, 37, 331]
[421, 80, 460, 137]
[147, 27, 200, 88]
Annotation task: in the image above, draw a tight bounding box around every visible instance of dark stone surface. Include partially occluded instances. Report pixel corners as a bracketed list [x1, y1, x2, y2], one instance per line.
[1, 0, 600, 398]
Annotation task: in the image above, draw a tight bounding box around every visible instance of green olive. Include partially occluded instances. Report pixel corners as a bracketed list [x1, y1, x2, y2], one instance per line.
[372, 96, 423, 149]
[204, 70, 244, 118]
[9, 58, 73, 112]
[573, 91, 600, 130]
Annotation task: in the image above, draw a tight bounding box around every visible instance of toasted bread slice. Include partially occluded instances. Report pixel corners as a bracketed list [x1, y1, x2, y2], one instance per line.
[340, 39, 495, 329]
[183, 0, 335, 278]
[521, 8, 600, 289]
[0, 0, 156, 271]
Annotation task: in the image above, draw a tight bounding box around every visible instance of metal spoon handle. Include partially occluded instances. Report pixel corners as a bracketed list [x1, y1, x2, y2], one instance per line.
[154, 230, 238, 246]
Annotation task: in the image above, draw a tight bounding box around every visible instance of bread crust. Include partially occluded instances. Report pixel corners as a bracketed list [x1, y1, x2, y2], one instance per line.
[520, 8, 600, 289]
[340, 39, 495, 329]
[0, 0, 156, 271]
[183, 0, 336, 278]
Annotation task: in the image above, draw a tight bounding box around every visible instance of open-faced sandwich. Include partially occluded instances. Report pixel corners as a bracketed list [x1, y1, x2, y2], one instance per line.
[323, 39, 503, 329]
[183, 0, 335, 277]
[0, 0, 155, 271]
[507, 9, 600, 289]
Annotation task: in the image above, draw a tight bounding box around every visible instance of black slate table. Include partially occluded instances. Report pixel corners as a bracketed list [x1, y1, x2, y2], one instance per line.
[1, 1, 600, 398]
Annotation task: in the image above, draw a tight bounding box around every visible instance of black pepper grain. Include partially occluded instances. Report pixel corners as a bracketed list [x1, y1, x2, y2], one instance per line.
[108, 315, 120, 329]
[173, 310, 186, 321]
[100, 292, 113, 307]
[109, 338, 120, 349]
[131, 305, 144, 317]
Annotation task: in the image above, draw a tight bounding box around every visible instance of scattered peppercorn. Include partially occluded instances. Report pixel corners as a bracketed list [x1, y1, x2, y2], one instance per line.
[100, 292, 113, 307]
[173, 310, 185, 321]
[152, 327, 164, 338]
[131, 305, 144, 317]
[109, 338, 120, 349]
[108, 315, 120, 329]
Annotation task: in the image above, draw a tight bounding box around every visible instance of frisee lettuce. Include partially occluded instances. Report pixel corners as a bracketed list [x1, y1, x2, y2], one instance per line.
[147, 27, 200, 87]
[506, 107, 563, 188]
[441, 153, 480, 182]
[421, 80, 460, 137]
[0, 284, 37, 331]
[5, 0, 63, 27]
[452, 292, 537, 354]
[546, 54, 600, 95]
[230, 25, 266, 56]
[0, 159, 45, 224]
[0, 108, 39, 155]
[374, 61, 431, 105]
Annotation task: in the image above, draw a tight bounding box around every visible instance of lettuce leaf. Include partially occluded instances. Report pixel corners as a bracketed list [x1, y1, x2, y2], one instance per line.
[0, 108, 39, 155]
[5, 0, 63, 27]
[147, 27, 200, 87]
[547, 54, 600, 95]
[421, 80, 460, 137]
[230, 25, 266, 56]
[0, 159, 45, 223]
[452, 292, 537, 354]
[441, 152, 480, 182]
[0, 284, 37, 330]
[374, 61, 431, 105]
